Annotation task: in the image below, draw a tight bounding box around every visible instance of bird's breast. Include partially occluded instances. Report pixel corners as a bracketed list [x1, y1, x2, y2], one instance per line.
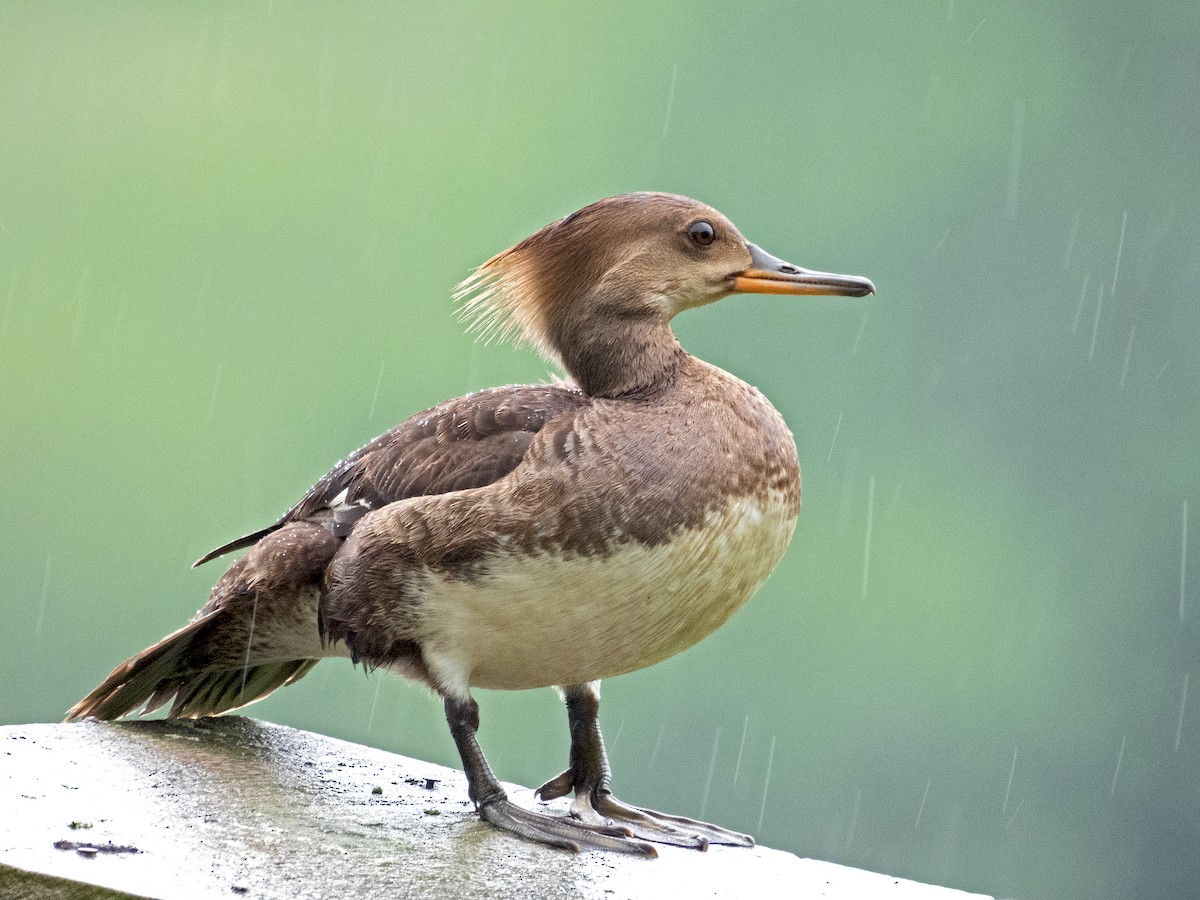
[415, 485, 798, 692]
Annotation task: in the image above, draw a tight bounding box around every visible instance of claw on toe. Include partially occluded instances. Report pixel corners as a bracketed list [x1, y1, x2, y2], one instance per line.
[535, 768, 574, 802]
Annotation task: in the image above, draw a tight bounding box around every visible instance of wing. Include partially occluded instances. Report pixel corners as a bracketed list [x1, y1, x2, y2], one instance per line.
[194, 383, 591, 566]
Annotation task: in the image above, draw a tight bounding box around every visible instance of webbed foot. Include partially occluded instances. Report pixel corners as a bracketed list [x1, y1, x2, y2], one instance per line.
[479, 794, 657, 856]
[536, 683, 755, 851]
[537, 767, 752, 849]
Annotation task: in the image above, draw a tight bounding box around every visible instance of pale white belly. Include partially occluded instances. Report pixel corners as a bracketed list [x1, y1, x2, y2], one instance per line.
[413, 491, 797, 694]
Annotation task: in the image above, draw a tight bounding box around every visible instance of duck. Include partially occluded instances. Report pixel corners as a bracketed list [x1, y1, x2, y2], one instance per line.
[68, 192, 874, 856]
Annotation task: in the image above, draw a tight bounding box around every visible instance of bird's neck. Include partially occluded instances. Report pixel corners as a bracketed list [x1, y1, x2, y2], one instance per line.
[549, 307, 686, 399]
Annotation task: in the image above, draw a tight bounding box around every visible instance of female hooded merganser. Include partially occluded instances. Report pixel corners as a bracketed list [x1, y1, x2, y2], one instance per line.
[68, 193, 873, 855]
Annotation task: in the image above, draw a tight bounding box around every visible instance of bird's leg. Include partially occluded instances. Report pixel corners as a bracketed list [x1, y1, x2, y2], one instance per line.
[536, 683, 754, 850]
[442, 695, 655, 855]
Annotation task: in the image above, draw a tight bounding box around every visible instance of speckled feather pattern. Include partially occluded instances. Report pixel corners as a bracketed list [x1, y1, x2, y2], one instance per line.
[320, 356, 800, 696]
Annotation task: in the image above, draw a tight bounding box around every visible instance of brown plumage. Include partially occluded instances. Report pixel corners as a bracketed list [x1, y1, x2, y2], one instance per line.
[68, 192, 873, 855]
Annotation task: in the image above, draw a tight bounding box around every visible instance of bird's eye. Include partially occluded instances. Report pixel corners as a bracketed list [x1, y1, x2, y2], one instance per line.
[687, 221, 716, 246]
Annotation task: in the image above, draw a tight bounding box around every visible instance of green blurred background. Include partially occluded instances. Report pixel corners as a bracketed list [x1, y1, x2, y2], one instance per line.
[1, 2, 1197, 897]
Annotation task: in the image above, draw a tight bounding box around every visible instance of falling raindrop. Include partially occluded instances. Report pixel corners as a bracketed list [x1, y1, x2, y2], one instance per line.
[369, 360, 385, 423]
[662, 64, 678, 140]
[1175, 674, 1189, 751]
[1110, 734, 1126, 795]
[732, 714, 749, 786]
[699, 728, 720, 818]
[851, 312, 867, 355]
[367, 675, 384, 733]
[1063, 210, 1082, 270]
[915, 777, 931, 829]
[930, 226, 951, 257]
[1181, 500, 1188, 622]
[1006, 797, 1024, 829]
[1071, 274, 1090, 332]
[1119, 327, 1135, 389]
[756, 734, 776, 832]
[240, 591, 260, 696]
[609, 718, 625, 755]
[845, 789, 862, 853]
[1089, 283, 1104, 359]
[1003, 745, 1018, 813]
[861, 476, 875, 601]
[1112, 211, 1127, 295]
[647, 721, 666, 771]
[826, 411, 843, 463]
[966, 17, 986, 42]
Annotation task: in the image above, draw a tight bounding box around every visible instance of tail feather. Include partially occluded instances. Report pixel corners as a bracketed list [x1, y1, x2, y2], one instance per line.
[192, 523, 282, 568]
[165, 659, 317, 719]
[68, 521, 341, 723]
[65, 610, 320, 722]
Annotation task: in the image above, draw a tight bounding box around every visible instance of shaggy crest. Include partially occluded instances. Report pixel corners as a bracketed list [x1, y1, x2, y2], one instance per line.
[454, 243, 560, 367]
[452, 193, 697, 370]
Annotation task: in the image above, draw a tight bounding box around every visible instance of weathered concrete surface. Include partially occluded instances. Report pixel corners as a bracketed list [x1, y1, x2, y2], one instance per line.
[0, 718, 992, 899]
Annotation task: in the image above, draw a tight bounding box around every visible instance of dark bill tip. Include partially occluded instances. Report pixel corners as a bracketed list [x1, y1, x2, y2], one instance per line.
[733, 242, 875, 298]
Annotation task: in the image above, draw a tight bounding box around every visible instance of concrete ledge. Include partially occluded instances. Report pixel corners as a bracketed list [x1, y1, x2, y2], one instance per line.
[1, 718, 991, 899]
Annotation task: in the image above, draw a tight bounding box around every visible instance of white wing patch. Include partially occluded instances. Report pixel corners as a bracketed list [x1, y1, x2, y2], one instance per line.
[328, 487, 374, 537]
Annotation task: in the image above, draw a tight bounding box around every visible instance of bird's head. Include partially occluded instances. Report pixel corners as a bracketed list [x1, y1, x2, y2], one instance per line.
[456, 192, 873, 397]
